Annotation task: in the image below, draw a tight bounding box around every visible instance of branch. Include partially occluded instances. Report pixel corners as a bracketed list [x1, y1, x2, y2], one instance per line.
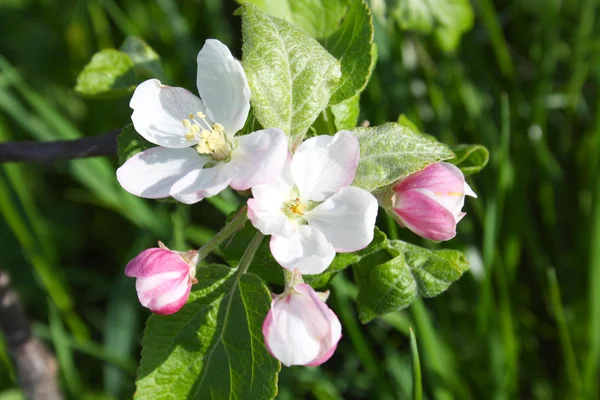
[0, 269, 63, 400]
[0, 129, 119, 164]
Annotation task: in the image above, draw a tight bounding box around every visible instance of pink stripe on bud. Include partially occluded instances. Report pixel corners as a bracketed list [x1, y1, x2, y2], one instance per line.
[391, 162, 476, 241]
[125, 246, 197, 315]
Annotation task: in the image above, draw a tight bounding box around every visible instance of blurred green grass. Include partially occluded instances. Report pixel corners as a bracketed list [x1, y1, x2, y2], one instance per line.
[0, 0, 598, 398]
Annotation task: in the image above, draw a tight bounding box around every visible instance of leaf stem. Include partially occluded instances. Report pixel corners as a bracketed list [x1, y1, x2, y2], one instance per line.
[236, 230, 264, 275]
[196, 206, 248, 263]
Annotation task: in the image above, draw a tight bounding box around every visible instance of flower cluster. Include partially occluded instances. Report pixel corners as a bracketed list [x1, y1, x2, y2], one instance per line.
[119, 40, 476, 367]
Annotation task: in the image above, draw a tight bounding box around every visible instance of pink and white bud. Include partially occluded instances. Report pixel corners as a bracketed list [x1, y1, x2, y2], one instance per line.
[262, 283, 341, 367]
[124, 243, 198, 315]
[391, 162, 477, 241]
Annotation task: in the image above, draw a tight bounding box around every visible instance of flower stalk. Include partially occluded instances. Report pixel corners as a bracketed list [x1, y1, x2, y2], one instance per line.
[236, 230, 264, 275]
[196, 206, 249, 264]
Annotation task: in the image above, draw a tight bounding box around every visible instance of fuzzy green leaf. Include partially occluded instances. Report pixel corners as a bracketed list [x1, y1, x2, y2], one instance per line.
[450, 144, 489, 175]
[237, 0, 349, 38]
[75, 49, 135, 99]
[352, 122, 455, 191]
[240, 3, 341, 144]
[117, 124, 155, 166]
[323, 0, 375, 104]
[354, 240, 469, 323]
[135, 265, 280, 399]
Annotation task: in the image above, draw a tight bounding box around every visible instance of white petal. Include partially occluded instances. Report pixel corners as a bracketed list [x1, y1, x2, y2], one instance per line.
[248, 155, 296, 236]
[196, 39, 250, 136]
[116, 147, 206, 198]
[130, 79, 208, 148]
[291, 130, 359, 202]
[248, 199, 296, 237]
[229, 128, 288, 190]
[265, 297, 322, 366]
[305, 186, 378, 252]
[170, 162, 236, 204]
[270, 225, 335, 275]
[464, 181, 477, 198]
[415, 188, 465, 221]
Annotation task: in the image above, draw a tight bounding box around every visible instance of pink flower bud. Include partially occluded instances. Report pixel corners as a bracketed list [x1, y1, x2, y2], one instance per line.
[391, 162, 477, 241]
[262, 283, 342, 367]
[124, 244, 198, 315]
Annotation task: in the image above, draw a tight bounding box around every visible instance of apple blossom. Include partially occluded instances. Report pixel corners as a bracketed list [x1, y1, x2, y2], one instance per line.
[390, 162, 477, 241]
[262, 283, 341, 367]
[247, 131, 378, 275]
[116, 39, 287, 204]
[125, 243, 198, 315]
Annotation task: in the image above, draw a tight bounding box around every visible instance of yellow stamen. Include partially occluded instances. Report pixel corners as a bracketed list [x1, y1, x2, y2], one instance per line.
[289, 198, 306, 215]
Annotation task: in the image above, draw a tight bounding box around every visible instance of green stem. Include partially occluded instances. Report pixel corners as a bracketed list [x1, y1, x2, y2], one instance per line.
[236, 231, 264, 275]
[196, 206, 248, 263]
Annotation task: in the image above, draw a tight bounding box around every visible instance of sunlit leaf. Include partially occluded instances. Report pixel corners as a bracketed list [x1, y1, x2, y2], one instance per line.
[136, 265, 280, 399]
[354, 240, 469, 323]
[352, 123, 454, 191]
[240, 3, 341, 144]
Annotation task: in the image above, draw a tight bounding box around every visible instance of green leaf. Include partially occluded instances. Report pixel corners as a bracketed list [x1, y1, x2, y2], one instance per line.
[222, 222, 387, 289]
[354, 240, 469, 323]
[331, 93, 360, 130]
[117, 124, 155, 165]
[237, 0, 349, 39]
[304, 226, 388, 287]
[119, 36, 165, 80]
[392, 0, 474, 53]
[136, 265, 280, 399]
[240, 3, 341, 144]
[74, 49, 135, 99]
[323, 0, 375, 104]
[352, 122, 455, 191]
[449, 144, 490, 176]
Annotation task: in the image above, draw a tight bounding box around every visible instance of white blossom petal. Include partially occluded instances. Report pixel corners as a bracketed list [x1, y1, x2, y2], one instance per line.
[169, 162, 236, 204]
[270, 225, 335, 275]
[248, 199, 296, 238]
[305, 186, 378, 252]
[229, 128, 288, 190]
[116, 147, 206, 199]
[291, 130, 359, 202]
[130, 79, 208, 148]
[196, 39, 250, 136]
[263, 295, 323, 366]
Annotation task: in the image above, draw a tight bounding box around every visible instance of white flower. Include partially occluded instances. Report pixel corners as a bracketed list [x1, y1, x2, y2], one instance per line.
[116, 39, 287, 204]
[262, 283, 341, 367]
[248, 131, 378, 275]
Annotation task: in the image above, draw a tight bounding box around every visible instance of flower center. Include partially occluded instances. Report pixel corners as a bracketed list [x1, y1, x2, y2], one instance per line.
[181, 112, 232, 161]
[282, 197, 308, 222]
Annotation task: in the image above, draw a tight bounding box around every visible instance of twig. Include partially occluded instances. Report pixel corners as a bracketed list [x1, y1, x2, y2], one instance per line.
[0, 269, 63, 400]
[0, 129, 119, 164]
